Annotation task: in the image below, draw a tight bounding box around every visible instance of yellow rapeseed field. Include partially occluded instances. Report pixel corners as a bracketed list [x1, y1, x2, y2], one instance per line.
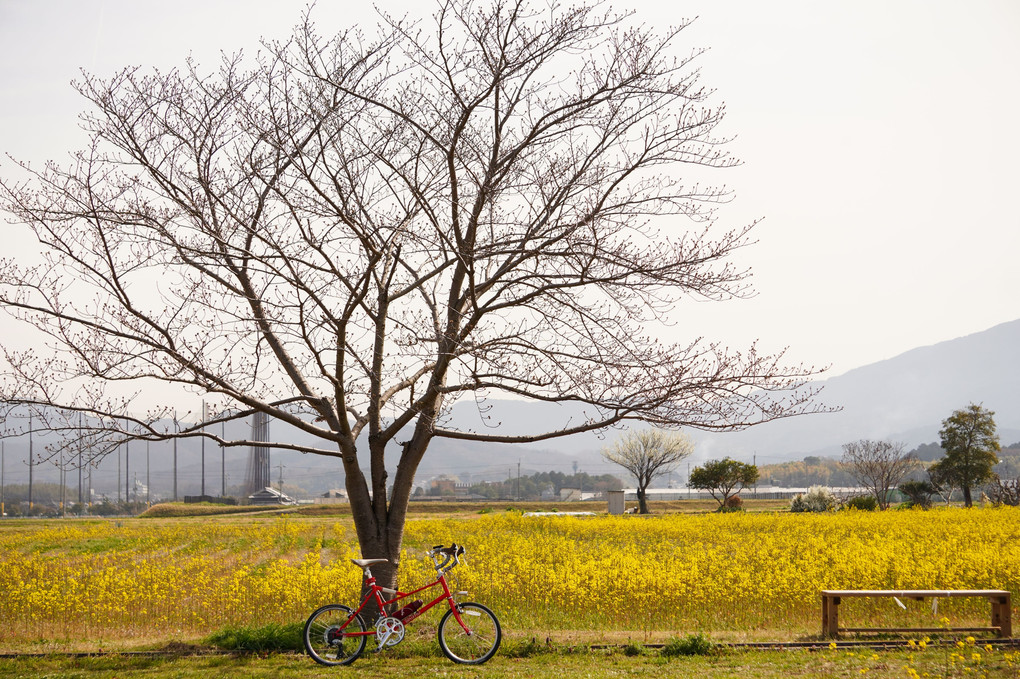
[1, 507, 1017, 646]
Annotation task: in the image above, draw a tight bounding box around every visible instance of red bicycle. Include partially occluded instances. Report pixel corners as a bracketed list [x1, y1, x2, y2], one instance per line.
[303, 543, 501, 665]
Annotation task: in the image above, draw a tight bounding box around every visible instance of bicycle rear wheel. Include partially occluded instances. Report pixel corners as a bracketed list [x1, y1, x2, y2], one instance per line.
[437, 602, 501, 664]
[303, 604, 367, 666]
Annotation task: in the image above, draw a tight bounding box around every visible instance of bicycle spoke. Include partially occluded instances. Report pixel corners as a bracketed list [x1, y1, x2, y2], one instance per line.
[303, 604, 367, 666]
[438, 602, 502, 664]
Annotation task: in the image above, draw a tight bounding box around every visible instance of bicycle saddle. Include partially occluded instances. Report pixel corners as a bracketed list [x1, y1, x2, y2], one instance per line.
[351, 558, 389, 568]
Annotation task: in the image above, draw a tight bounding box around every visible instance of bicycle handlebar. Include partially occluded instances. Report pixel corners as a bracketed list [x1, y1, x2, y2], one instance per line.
[429, 543, 465, 571]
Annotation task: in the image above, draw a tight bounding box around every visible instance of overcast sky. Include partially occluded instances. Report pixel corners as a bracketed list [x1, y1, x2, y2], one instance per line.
[1, 0, 1018, 383]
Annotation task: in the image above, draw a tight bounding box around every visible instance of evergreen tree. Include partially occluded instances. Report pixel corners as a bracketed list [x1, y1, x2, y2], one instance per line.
[931, 404, 1000, 507]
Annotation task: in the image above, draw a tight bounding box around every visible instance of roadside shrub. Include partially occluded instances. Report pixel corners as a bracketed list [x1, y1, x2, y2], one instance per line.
[724, 495, 743, 509]
[661, 633, 715, 657]
[843, 495, 878, 511]
[622, 641, 645, 656]
[789, 486, 837, 513]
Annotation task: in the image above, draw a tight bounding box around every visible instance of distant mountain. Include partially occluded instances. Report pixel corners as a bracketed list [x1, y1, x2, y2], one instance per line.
[692, 319, 1020, 463]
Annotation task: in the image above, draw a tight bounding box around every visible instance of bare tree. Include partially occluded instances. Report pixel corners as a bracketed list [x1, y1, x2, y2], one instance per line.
[987, 477, 1020, 507]
[0, 0, 824, 587]
[841, 440, 917, 510]
[602, 429, 693, 514]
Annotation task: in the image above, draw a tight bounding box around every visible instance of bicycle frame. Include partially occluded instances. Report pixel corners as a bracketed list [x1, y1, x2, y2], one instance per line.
[342, 561, 470, 638]
[304, 544, 501, 666]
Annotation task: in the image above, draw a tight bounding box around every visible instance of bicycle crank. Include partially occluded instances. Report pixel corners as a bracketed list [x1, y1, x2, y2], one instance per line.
[374, 616, 405, 650]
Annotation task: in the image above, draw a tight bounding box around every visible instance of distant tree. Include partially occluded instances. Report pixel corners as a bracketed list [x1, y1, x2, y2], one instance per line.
[757, 457, 856, 488]
[897, 479, 936, 509]
[908, 442, 945, 462]
[602, 430, 694, 514]
[467, 471, 622, 501]
[931, 404, 1000, 507]
[688, 457, 759, 507]
[840, 439, 918, 510]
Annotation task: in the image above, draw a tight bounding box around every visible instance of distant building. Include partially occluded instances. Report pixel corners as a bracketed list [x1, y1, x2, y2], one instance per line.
[248, 486, 296, 505]
[430, 475, 462, 496]
[314, 488, 348, 504]
[559, 487, 583, 501]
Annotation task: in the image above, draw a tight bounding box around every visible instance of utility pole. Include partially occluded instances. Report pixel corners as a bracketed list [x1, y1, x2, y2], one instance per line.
[146, 441, 151, 507]
[277, 463, 285, 498]
[125, 419, 130, 505]
[60, 447, 65, 518]
[221, 420, 225, 498]
[28, 413, 33, 511]
[201, 400, 206, 498]
[173, 410, 178, 501]
[753, 453, 757, 497]
[77, 413, 83, 508]
[2, 441, 5, 518]
[517, 460, 521, 502]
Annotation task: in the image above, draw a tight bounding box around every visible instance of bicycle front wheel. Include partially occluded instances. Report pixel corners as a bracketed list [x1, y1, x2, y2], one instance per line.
[437, 602, 501, 664]
[303, 604, 367, 666]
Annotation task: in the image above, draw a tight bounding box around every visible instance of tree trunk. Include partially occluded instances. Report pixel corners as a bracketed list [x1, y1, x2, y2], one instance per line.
[343, 425, 434, 622]
[962, 485, 973, 507]
[355, 530, 402, 623]
[637, 487, 649, 514]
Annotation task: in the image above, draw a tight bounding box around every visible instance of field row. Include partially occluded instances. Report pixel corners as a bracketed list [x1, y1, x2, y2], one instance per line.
[1, 507, 1018, 647]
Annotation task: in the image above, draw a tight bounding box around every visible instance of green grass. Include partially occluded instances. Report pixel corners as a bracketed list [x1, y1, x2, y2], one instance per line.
[205, 622, 304, 653]
[1, 644, 1018, 678]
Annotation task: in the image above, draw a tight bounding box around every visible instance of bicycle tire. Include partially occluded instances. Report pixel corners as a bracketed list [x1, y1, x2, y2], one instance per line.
[303, 604, 367, 666]
[437, 601, 501, 664]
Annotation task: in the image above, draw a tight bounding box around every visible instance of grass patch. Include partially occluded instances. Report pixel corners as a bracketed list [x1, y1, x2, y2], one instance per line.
[661, 633, 716, 657]
[140, 503, 284, 518]
[206, 622, 304, 652]
[622, 641, 646, 656]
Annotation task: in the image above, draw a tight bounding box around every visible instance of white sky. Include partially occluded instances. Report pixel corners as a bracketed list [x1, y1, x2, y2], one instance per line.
[1, 0, 1018, 385]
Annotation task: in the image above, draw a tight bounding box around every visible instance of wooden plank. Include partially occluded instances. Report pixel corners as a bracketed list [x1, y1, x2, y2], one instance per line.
[841, 627, 1000, 634]
[820, 590, 1009, 598]
[991, 593, 1012, 638]
[821, 594, 839, 638]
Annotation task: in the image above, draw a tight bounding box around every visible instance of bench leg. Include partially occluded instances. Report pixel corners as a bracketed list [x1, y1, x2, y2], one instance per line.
[991, 594, 1012, 638]
[822, 596, 840, 638]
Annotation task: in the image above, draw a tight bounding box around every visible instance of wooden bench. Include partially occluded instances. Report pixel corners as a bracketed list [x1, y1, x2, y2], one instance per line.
[821, 590, 1012, 638]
